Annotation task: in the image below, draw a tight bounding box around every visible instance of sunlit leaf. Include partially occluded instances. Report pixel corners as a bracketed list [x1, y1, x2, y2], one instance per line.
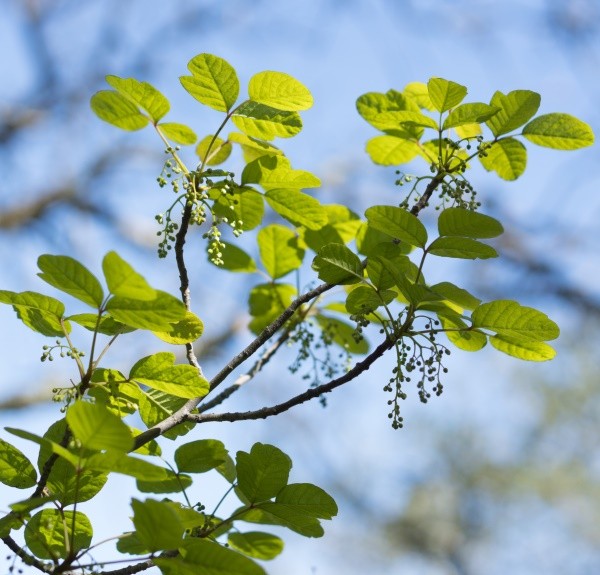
[365, 205, 428, 247]
[522, 113, 594, 149]
[130, 352, 209, 399]
[181, 53, 239, 112]
[312, 243, 363, 285]
[479, 138, 527, 180]
[26, 509, 92, 560]
[66, 400, 133, 452]
[106, 75, 170, 122]
[90, 90, 149, 131]
[159, 122, 197, 145]
[438, 208, 504, 238]
[427, 78, 467, 113]
[0, 438, 37, 489]
[249, 71, 313, 111]
[258, 224, 305, 279]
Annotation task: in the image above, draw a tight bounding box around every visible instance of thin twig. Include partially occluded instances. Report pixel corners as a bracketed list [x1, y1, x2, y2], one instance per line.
[188, 336, 395, 424]
[198, 329, 291, 412]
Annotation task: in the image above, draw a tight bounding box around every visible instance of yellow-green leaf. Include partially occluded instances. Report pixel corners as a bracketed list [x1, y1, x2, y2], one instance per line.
[427, 78, 467, 113]
[90, 90, 149, 131]
[365, 135, 421, 165]
[152, 311, 204, 345]
[105, 76, 170, 122]
[479, 138, 527, 180]
[249, 71, 313, 111]
[232, 101, 302, 140]
[196, 135, 232, 165]
[159, 122, 197, 145]
[182, 53, 239, 112]
[522, 113, 594, 149]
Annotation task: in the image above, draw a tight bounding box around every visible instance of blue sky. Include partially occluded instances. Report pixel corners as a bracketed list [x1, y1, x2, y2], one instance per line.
[1, 1, 599, 574]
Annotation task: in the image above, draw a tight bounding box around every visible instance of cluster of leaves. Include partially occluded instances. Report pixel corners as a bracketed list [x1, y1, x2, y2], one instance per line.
[0, 54, 593, 575]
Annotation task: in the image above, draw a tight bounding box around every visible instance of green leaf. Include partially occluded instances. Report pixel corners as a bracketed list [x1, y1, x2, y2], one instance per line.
[246, 503, 324, 538]
[105, 76, 170, 122]
[443, 103, 500, 130]
[365, 205, 428, 247]
[472, 300, 559, 341]
[175, 439, 229, 473]
[106, 291, 186, 331]
[213, 185, 265, 231]
[265, 189, 327, 230]
[228, 132, 283, 162]
[130, 352, 209, 399]
[365, 135, 421, 166]
[182, 53, 239, 112]
[210, 242, 257, 273]
[370, 110, 438, 130]
[302, 205, 361, 252]
[404, 81, 436, 111]
[248, 283, 297, 334]
[102, 251, 156, 300]
[249, 71, 313, 111]
[236, 443, 291, 504]
[356, 224, 412, 257]
[116, 532, 149, 556]
[345, 285, 392, 315]
[429, 282, 481, 311]
[131, 499, 184, 552]
[9, 497, 52, 514]
[232, 101, 302, 140]
[479, 138, 527, 180]
[486, 90, 541, 137]
[66, 401, 133, 452]
[356, 90, 422, 138]
[489, 335, 556, 361]
[156, 539, 266, 575]
[68, 313, 136, 335]
[242, 155, 320, 190]
[427, 236, 498, 259]
[312, 243, 363, 285]
[228, 531, 284, 560]
[258, 224, 304, 279]
[137, 470, 193, 494]
[37, 255, 104, 308]
[0, 512, 24, 538]
[522, 113, 594, 149]
[0, 438, 37, 488]
[159, 122, 197, 145]
[45, 459, 107, 505]
[90, 90, 149, 131]
[0, 290, 66, 336]
[152, 311, 204, 345]
[427, 78, 467, 113]
[441, 317, 488, 352]
[85, 451, 170, 481]
[26, 509, 92, 560]
[366, 254, 416, 291]
[5, 427, 79, 467]
[276, 483, 337, 519]
[196, 135, 232, 165]
[139, 390, 194, 440]
[438, 207, 504, 238]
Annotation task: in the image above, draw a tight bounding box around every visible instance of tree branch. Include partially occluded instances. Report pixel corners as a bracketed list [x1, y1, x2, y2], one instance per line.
[1, 535, 53, 573]
[131, 281, 335, 450]
[198, 329, 291, 412]
[188, 336, 395, 424]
